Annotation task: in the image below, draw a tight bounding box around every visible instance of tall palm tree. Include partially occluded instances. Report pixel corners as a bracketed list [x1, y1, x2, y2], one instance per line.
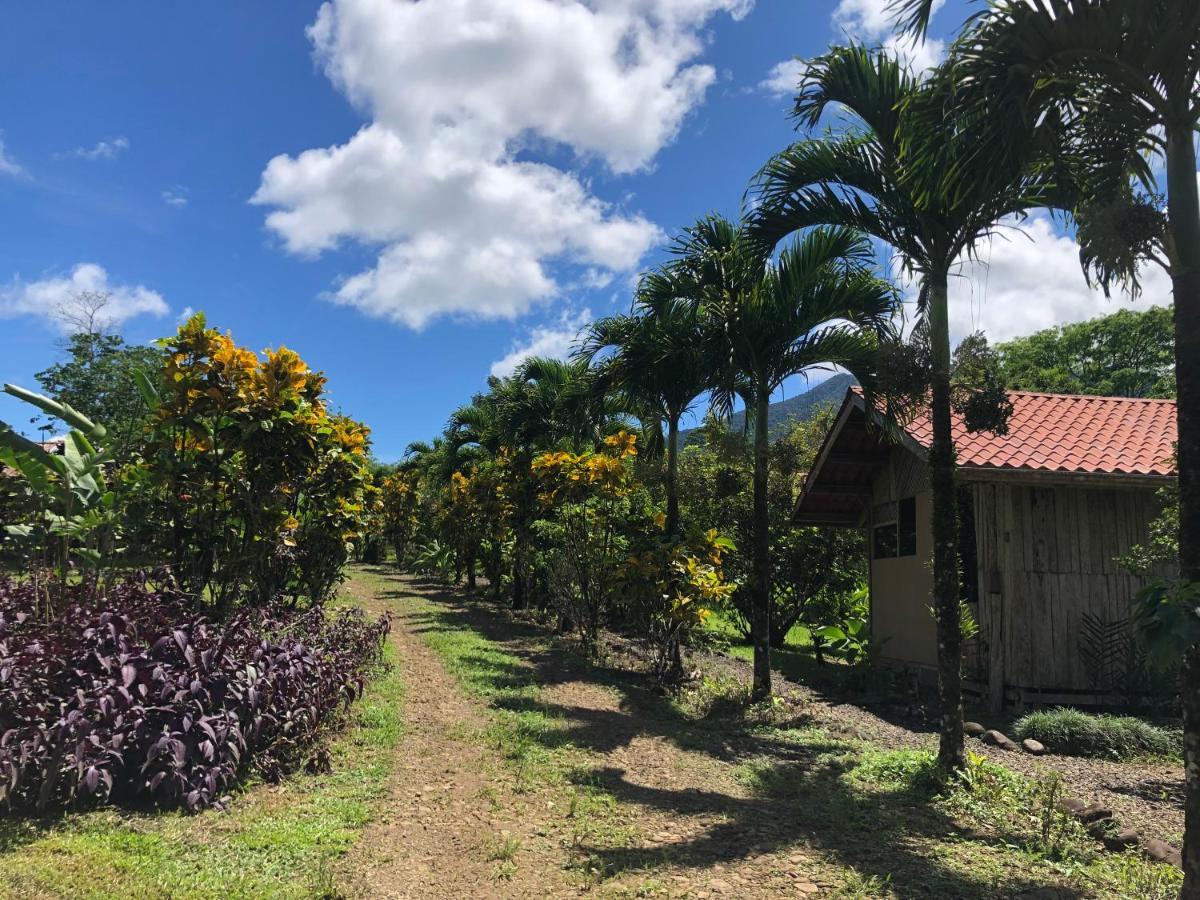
[748, 45, 1053, 768]
[576, 284, 712, 535]
[897, 4, 1200, 881]
[670, 216, 897, 701]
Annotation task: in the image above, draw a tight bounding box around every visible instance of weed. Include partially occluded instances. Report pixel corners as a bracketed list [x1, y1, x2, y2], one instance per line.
[483, 834, 522, 862]
[491, 859, 518, 881]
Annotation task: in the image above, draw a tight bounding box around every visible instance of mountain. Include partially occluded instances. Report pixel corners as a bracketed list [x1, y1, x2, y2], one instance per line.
[681, 373, 855, 445]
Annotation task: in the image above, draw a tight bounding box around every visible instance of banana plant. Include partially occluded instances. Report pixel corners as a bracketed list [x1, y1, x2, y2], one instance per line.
[0, 384, 118, 606]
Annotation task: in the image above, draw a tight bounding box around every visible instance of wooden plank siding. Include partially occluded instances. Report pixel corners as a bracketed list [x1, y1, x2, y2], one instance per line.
[976, 482, 1167, 702]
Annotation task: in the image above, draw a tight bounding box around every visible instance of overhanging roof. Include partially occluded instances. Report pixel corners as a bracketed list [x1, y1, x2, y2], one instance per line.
[792, 388, 1178, 527]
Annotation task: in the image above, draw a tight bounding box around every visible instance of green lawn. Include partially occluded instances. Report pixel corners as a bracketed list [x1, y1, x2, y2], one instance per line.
[0, 644, 403, 900]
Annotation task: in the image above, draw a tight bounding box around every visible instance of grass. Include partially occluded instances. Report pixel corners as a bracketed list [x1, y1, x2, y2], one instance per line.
[1013, 707, 1181, 761]
[0, 640, 403, 900]
[650, 647, 1178, 900]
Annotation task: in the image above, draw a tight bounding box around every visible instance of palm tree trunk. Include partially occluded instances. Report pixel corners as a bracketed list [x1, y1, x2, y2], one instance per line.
[928, 273, 965, 772]
[751, 389, 772, 701]
[1166, 119, 1200, 899]
[665, 415, 681, 535]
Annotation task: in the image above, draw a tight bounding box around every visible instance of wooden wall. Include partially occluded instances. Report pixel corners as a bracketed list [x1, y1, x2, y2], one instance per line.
[972, 480, 1166, 706]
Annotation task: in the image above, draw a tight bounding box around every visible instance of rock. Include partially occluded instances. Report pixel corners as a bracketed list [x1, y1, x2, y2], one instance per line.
[1021, 738, 1046, 755]
[1143, 838, 1183, 869]
[1102, 827, 1140, 852]
[964, 721, 986, 737]
[982, 729, 1020, 751]
[1078, 802, 1113, 825]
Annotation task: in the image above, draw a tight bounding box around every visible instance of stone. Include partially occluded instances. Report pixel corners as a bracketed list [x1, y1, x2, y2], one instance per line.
[1102, 827, 1140, 852]
[981, 729, 1020, 751]
[1056, 796, 1086, 817]
[1021, 738, 1046, 755]
[964, 721, 986, 737]
[1143, 838, 1183, 869]
[1077, 802, 1113, 825]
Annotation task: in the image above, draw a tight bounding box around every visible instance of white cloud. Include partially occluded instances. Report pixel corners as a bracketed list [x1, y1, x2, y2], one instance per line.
[759, 58, 804, 98]
[834, 0, 945, 73]
[0, 263, 169, 333]
[491, 307, 592, 378]
[162, 185, 188, 207]
[930, 212, 1173, 344]
[761, 0, 943, 100]
[253, 0, 750, 330]
[57, 136, 130, 161]
[0, 136, 25, 178]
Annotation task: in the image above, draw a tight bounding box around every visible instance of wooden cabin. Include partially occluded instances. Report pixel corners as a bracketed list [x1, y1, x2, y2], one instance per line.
[793, 387, 1177, 710]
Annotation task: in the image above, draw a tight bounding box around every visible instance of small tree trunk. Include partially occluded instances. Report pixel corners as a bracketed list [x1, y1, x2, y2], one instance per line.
[665, 415, 681, 535]
[751, 389, 772, 702]
[1166, 118, 1200, 900]
[928, 274, 965, 772]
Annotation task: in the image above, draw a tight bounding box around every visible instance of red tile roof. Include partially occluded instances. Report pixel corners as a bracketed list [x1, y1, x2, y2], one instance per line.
[896, 391, 1177, 477]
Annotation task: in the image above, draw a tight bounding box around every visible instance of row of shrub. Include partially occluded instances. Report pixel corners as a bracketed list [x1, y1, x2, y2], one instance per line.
[0, 576, 389, 813]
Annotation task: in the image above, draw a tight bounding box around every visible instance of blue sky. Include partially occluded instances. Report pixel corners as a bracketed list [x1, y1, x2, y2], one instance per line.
[0, 0, 1167, 460]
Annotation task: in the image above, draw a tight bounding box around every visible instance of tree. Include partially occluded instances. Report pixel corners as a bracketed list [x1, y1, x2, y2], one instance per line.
[897, 0, 1200, 885]
[670, 216, 896, 700]
[996, 305, 1175, 398]
[768, 408, 867, 649]
[53, 290, 118, 335]
[577, 286, 712, 535]
[35, 332, 164, 459]
[446, 358, 608, 609]
[748, 45, 1051, 768]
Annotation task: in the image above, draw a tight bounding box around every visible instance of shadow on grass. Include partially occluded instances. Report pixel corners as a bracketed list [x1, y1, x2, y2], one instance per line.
[375, 568, 1087, 899]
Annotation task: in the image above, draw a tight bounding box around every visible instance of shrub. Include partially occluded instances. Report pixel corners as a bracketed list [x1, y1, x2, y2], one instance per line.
[1013, 707, 1179, 760]
[0, 576, 389, 814]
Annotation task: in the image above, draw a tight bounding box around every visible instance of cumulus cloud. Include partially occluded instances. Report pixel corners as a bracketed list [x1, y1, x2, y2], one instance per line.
[0, 263, 169, 333]
[57, 136, 130, 161]
[491, 307, 592, 378]
[832, 0, 946, 73]
[253, 0, 750, 330]
[761, 0, 943, 99]
[759, 58, 804, 98]
[916, 212, 1173, 344]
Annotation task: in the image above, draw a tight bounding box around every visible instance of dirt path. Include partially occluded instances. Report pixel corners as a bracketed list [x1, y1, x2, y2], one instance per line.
[338, 569, 833, 898]
[337, 573, 577, 899]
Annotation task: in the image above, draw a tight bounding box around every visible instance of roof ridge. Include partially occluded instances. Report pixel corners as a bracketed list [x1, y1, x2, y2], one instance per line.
[1005, 390, 1175, 404]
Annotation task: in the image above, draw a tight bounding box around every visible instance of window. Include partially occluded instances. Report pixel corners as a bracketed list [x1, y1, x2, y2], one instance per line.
[873, 496, 917, 559]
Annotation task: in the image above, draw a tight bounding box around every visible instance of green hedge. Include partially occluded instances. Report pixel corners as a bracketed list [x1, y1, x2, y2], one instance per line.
[1012, 707, 1179, 760]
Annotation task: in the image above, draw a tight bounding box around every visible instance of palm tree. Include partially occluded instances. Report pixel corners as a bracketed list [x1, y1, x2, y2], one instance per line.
[576, 283, 712, 535]
[896, 7, 1200, 879]
[456, 359, 606, 609]
[748, 45, 1053, 768]
[669, 216, 897, 701]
